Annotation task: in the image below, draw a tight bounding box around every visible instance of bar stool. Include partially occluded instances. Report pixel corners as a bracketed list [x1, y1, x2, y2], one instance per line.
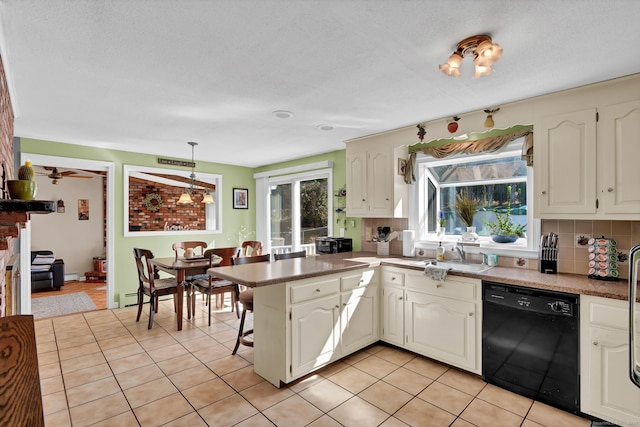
[231, 254, 270, 354]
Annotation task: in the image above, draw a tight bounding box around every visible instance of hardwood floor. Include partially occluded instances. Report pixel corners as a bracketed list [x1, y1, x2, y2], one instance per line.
[31, 280, 107, 310]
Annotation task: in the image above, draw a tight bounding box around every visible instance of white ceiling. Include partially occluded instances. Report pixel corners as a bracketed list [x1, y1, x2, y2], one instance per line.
[1, 0, 640, 168]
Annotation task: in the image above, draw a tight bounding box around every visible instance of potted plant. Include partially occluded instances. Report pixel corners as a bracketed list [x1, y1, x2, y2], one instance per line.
[454, 190, 479, 241]
[483, 185, 526, 243]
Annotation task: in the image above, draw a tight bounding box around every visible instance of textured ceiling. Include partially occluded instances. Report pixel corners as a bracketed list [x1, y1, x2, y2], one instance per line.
[1, 0, 639, 168]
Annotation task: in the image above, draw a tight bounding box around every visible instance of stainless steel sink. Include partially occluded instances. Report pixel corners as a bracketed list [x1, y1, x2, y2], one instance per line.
[410, 259, 493, 273]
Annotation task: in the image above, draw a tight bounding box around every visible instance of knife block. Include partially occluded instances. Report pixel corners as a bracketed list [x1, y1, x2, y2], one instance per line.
[539, 259, 557, 274]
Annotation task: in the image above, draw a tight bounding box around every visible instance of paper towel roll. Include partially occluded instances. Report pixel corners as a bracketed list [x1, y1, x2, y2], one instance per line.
[402, 230, 415, 257]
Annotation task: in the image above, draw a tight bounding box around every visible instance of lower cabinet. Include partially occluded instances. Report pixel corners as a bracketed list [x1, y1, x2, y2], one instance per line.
[381, 285, 404, 346]
[381, 267, 481, 375]
[405, 290, 477, 372]
[291, 294, 340, 379]
[254, 268, 378, 387]
[580, 295, 640, 425]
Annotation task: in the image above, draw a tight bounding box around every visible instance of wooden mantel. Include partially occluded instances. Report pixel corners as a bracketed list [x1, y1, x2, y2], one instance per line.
[0, 200, 56, 250]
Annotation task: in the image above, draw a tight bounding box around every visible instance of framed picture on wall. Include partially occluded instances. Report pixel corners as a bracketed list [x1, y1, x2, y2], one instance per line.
[233, 188, 248, 209]
[78, 199, 89, 220]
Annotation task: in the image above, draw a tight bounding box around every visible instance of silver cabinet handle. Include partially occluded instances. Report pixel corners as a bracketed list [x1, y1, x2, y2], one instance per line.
[315, 288, 320, 292]
[592, 341, 598, 346]
[399, 297, 403, 300]
[469, 312, 474, 317]
[541, 190, 547, 195]
[607, 187, 614, 192]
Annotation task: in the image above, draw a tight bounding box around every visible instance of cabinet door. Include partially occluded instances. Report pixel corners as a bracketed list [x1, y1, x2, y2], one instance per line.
[599, 100, 640, 215]
[346, 148, 368, 216]
[405, 290, 477, 371]
[382, 286, 404, 346]
[367, 147, 392, 217]
[291, 295, 340, 378]
[585, 325, 640, 424]
[535, 109, 597, 216]
[340, 286, 379, 355]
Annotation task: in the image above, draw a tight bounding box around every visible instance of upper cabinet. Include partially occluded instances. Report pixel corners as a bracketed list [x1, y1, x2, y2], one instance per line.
[535, 100, 640, 219]
[345, 140, 408, 218]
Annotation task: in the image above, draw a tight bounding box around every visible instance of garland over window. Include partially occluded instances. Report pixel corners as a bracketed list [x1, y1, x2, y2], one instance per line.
[404, 125, 533, 184]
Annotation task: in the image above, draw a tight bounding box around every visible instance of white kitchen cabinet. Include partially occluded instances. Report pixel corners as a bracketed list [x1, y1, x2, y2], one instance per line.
[535, 100, 640, 219]
[381, 285, 404, 347]
[291, 294, 340, 379]
[345, 140, 408, 218]
[379, 267, 481, 374]
[535, 109, 597, 216]
[340, 268, 379, 355]
[405, 289, 478, 373]
[340, 285, 379, 355]
[598, 100, 640, 215]
[580, 295, 640, 425]
[254, 268, 379, 387]
[381, 267, 405, 347]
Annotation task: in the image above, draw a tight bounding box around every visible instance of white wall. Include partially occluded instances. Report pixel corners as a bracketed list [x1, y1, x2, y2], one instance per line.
[30, 173, 105, 277]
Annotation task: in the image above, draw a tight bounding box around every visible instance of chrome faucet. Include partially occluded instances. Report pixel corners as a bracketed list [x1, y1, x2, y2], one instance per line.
[454, 242, 466, 262]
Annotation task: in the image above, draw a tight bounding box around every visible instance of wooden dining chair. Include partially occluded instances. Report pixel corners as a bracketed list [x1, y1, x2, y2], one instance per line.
[231, 254, 270, 354]
[172, 241, 209, 312]
[191, 247, 241, 326]
[239, 240, 262, 257]
[133, 248, 180, 329]
[274, 250, 306, 260]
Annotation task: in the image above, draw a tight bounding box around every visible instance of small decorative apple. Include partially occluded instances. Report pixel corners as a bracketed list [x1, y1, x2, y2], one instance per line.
[447, 116, 460, 133]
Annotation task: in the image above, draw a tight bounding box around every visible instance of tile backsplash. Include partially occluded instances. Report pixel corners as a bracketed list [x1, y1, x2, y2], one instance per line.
[361, 218, 640, 279]
[542, 219, 639, 278]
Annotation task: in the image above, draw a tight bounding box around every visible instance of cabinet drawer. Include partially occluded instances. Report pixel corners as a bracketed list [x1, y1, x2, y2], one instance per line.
[290, 277, 339, 304]
[341, 269, 377, 292]
[381, 268, 404, 286]
[585, 295, 640, 330]
[405, 272, 479, 301]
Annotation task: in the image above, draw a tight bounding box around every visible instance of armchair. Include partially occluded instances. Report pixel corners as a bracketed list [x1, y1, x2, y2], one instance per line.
[31, 251, 64, 292]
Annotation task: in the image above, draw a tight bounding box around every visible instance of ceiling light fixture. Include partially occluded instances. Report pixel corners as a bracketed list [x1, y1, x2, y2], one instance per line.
[484, 108, 500, 128]
[439, 35, 503, 79]
[177, 141, 214, 204]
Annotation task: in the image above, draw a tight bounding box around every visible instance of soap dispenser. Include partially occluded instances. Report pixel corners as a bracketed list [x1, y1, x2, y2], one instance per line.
[436, 242, 445, 261]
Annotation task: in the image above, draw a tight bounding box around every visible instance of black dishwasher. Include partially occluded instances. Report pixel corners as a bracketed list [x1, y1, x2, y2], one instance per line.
[482, 281, 580, 414]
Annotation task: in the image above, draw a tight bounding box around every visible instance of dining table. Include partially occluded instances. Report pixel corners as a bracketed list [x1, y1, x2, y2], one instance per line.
[149, 256, 220, 331]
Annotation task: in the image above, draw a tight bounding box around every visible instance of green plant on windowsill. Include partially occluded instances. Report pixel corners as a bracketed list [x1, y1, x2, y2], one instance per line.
[483, 185, 526, 242]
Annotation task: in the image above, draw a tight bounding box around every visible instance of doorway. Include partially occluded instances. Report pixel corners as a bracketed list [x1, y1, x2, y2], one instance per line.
[18, 153, 115, 315]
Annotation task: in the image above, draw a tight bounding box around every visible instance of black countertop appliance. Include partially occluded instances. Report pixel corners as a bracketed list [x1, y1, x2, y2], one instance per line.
[315, 237, 353, 254]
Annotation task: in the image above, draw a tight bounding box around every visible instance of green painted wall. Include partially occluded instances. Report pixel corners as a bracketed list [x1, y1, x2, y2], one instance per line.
[254, 149, 361, 250]
[20, 138, 256, 305]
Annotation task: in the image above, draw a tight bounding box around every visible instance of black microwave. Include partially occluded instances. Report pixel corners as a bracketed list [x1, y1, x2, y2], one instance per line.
[315, 237, 353, 254]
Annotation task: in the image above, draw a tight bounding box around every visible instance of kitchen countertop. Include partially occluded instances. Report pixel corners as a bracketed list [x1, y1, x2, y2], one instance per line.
[208, 252, 638, 302]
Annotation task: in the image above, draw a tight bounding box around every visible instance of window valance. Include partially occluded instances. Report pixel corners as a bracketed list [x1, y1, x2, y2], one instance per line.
[404, 125, 533, 184]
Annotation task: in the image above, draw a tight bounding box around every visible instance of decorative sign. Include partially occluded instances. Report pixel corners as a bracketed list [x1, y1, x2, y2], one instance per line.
[164, 222, 190, 231]
[157, 158, 195, 168]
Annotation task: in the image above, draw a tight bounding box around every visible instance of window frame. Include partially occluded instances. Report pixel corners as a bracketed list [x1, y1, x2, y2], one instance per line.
[267, 168, 333, 252]
[408, 140, 539, 258]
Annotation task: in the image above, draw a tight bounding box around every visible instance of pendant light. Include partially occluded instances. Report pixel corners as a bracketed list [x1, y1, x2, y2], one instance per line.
[177, 141, 198, 204]
[177, 141, 215, 204]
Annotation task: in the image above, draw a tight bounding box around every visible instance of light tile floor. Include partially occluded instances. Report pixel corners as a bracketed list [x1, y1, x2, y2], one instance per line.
[35, 298, 594, 426]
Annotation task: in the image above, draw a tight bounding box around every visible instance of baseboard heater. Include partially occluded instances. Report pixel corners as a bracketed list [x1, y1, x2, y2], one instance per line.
[118, 292, 174, 308]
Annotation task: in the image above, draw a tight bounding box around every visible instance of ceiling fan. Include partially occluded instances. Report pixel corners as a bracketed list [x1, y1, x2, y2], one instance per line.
[39, 166, 92, 184]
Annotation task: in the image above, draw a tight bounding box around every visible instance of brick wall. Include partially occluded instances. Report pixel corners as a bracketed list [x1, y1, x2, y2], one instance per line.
[128, 178, 206, 231]
[0, 53, 15, 317]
